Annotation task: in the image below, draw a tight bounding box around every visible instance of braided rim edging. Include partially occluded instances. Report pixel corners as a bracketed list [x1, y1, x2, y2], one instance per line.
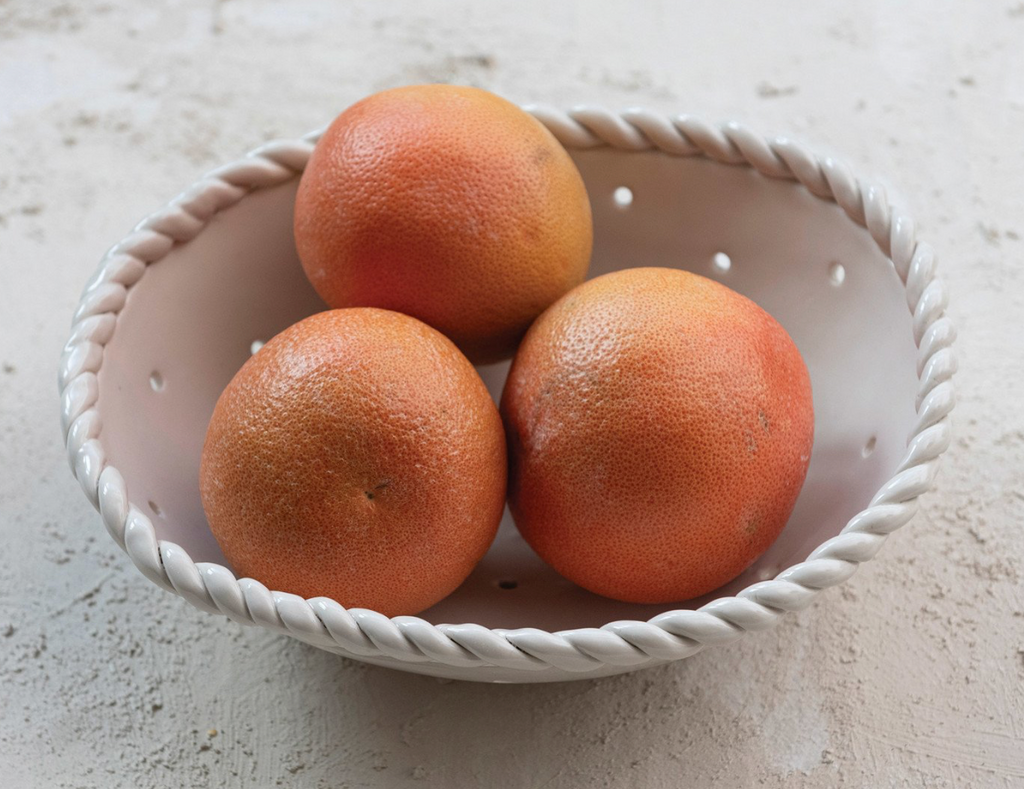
[60, 108, 956, 675]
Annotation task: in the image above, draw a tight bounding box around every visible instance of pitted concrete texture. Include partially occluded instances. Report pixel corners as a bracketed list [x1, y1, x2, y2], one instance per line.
[2, 1, 1023, 786]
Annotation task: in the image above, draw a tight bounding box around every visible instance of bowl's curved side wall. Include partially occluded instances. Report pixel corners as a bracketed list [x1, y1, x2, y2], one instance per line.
[96, 183, 325, 564]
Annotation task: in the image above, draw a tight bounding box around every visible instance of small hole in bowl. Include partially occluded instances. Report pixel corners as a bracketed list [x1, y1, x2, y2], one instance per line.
[613, 186, 633, 208]
[148, 500, 162, 517]
[149, 371, 164, 392]
[712, 252, 732, 273]
[496, 579, 518, 590]
[862, 435, 877, 458]
[250, 340, 265, 355]
[829, 261, 846, 286]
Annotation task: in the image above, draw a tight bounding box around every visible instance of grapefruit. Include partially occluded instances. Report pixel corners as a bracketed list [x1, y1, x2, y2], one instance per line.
[500, 267, 814, 603]
[293, 84, 593, 364]
[199, 308, 507, 616]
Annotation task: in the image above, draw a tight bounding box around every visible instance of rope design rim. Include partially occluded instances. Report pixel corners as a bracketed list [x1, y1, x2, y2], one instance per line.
[59, 107, 957, 675]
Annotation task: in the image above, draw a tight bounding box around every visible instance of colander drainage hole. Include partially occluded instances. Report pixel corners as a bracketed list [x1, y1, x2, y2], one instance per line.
[829, 261, 846, 286]
[149, 371, 164, 392]
[148, 500, 162, 517]
[613, 186, 633, 208]
[712, 252, 731, 273]
[496, 579, 518, 590]
[862, 435, 877, 458]
[250, 340, 265, 355]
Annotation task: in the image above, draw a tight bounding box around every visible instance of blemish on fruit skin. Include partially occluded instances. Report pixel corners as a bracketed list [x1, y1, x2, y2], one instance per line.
[365, 480, 391, 500]
[759, 409, 771, 434]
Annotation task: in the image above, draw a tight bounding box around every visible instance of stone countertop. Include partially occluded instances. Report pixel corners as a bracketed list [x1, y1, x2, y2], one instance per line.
[2, 1, 1022, 786]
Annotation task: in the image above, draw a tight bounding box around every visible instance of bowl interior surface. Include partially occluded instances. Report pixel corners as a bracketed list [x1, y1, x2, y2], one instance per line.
[96, 149, 919, 630]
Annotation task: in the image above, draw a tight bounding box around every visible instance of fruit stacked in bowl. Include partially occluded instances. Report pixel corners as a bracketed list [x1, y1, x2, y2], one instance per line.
[199, 85, 814, 618]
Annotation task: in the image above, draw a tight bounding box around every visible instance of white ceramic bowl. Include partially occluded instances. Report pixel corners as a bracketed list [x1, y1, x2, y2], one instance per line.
[60, 107, 956, 683]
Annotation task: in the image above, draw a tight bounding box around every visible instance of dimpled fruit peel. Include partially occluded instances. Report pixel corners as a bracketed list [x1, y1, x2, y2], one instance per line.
[501, 267, 814, 604]
[199, 308, 507, 617]
[293, 84, 593, 365]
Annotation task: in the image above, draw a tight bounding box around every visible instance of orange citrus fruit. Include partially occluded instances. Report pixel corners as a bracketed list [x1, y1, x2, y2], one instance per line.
[501, 268, 814, 603]
[293, 84, 593, 364]
[199, 308, 507, 616]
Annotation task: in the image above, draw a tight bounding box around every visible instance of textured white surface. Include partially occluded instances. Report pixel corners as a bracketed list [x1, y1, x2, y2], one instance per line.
[2, 0, 1023, 784]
